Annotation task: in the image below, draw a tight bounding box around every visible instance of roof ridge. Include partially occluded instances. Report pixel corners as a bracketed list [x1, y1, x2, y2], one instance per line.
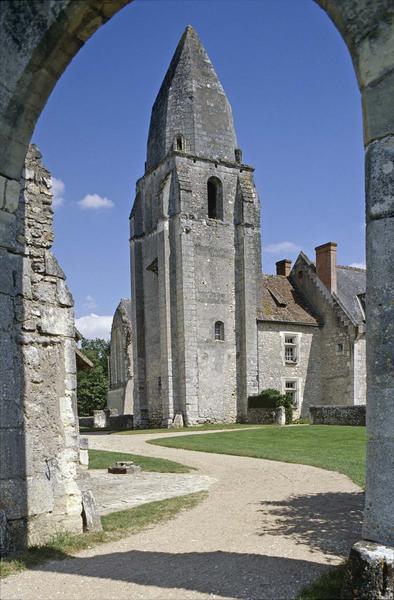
[337, 264, 366, 272]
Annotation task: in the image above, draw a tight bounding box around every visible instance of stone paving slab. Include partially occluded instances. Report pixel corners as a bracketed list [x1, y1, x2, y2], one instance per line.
[89, 469, 216, 515]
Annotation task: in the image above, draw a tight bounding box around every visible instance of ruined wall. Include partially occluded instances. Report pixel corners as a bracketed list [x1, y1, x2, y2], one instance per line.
[0, 145, 82, 549]
[257, 322, 321, 418]
[107, 301, 133, 415]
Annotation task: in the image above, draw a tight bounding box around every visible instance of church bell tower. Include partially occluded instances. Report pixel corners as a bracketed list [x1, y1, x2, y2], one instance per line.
[130, 26, 261, 427]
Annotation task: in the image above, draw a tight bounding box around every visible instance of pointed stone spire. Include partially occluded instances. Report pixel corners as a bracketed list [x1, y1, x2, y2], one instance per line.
[146, 26, 238, 171]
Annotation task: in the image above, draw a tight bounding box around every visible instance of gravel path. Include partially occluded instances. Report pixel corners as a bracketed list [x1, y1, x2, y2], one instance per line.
[2, 429, 363, 600]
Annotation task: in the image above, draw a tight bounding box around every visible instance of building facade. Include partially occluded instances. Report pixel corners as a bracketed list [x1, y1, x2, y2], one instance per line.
[108, 26, 366, 427]
[258, 245, 366, 419]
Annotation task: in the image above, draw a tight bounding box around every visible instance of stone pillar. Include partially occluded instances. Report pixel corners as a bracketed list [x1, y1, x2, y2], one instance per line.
[79, 438, 89, 469]
[362, 136, 394, 549]
[275, 407, 286, 426]
[316, 2, 394, 595]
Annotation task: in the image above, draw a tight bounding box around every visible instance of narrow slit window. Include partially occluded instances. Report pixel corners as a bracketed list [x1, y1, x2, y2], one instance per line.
[176, 135, 184, 151]
[214, 321, 224, 341]
[207, 177, 223, 220]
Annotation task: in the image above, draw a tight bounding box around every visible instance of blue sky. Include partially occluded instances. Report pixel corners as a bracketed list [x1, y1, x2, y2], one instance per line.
[33, 0, 365, 339]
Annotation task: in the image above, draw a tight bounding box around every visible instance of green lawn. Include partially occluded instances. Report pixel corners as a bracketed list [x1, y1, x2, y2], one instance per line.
[116, 423, 264, 435]
[150, 425, 366, 487]
[0, 492, 207, 579]
[88, 449, 192, 473]
[296, 563, 347, 599]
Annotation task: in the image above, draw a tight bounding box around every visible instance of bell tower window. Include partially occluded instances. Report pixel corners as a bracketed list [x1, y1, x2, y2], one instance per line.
[214, 321, 224, 341]
[175, 134, 185, 152]
[207, 177, 223, 220]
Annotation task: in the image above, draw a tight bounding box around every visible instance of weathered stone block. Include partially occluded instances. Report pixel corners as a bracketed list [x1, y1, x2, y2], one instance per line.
[0, 510, 11, 557]
[172, 413, 184, 428]
[33, 279, 57, 303]
[0, 428, 26, 480]
[40, 305, 74, 336]
[275, 406, 286, 426]
[0, 175, 6, 207]
[366, 136, 394, 221]
[4, 178, 20, 213]
[363, 438, 394, 547]
[0, 248, 23, 296]
[342, 540, 394, 600]
[93, 409, 110, 429]
[44, 250, 65, 279]
[81, 490, 102, 532]
[57, 279, 73, 306]
[79, 437, 89, 468]
[0, 479, 28, 520]
[363, 70, 394, 144]
[0, 292, 13, 331]
[0, 210, 17, 250]
[26, 475, 55, 516]
[108, 461, 141, 474]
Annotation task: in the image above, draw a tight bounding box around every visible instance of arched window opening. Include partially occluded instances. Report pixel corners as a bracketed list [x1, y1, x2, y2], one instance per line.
[214, 321, 224, 341]
[207, 177, 223, 220]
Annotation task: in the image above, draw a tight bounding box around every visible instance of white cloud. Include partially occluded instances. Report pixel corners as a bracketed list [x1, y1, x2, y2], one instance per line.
[78, 193, 114, 210]
[51, 177, 65, 208]
[350, 262, 366, 269]
[75, 313, 113, 340]
[83, 294, 97, 311]
[263, 241, 301, 254]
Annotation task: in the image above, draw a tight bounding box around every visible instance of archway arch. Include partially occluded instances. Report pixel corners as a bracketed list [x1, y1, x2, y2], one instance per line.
[0, 0, 393, 587]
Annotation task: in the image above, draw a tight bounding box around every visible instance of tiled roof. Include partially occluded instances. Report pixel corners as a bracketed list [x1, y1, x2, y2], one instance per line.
[336, 266, 366, 325]
[258, 275, 319, 325]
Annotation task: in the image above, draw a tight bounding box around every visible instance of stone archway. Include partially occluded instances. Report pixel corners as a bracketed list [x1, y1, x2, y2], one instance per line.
[0, 0, 392, 593]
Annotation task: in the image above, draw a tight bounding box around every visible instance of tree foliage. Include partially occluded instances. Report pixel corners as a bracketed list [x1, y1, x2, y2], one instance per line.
[77, 338, 110, 416]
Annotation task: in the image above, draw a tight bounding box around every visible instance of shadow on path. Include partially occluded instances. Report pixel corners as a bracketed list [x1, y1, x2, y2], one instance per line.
[33, 550, 328, 599]
[258, 491, 364, 556]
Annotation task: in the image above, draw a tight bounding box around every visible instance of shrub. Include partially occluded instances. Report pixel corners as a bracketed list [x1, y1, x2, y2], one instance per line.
[248, 388, 293, 424]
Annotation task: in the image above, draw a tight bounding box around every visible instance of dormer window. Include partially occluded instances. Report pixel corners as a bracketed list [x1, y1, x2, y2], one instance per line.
[207, 176, 223, 220]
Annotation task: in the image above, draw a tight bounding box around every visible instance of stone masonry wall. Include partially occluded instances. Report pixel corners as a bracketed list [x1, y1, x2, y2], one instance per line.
[291, 258, 357, 406]
[309, 405, 366, 426]
[257, 322, 321, 418]
[0, 145, 83, 549]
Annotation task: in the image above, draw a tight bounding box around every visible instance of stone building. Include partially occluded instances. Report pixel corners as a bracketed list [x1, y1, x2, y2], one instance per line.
[129, 26, 261, 427]
[258, 243, 366, 418]
[125, 26, 367, 427]
[107, 299, 133, 415]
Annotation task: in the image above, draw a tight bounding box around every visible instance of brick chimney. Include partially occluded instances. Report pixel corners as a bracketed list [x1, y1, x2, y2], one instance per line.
[315, 242, 337, 293]
[276, 259, 292, 277]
